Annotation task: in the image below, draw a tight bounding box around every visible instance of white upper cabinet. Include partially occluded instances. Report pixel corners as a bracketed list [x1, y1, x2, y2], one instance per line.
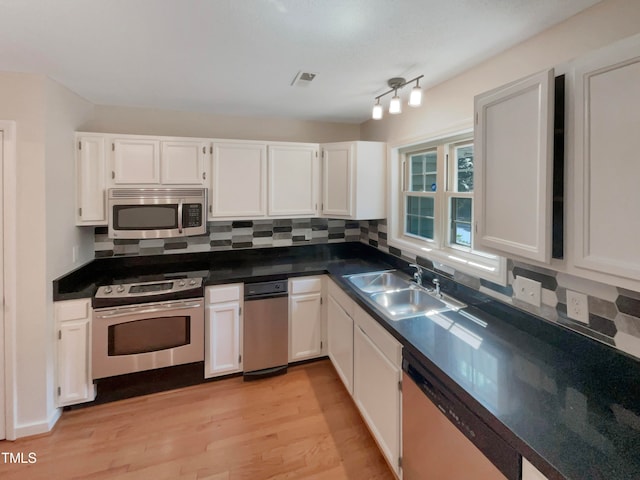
[571, 35, 640, 281]
[268, 143, 319, 217]
[211, 141, 267, 218]
[76, 134, 107, 225]
[321, 141, 386, 220]
[474, 69, 555, 263]
[161, 140, 208, 185]
[111, 137, 207, 186]
[112, 138, 161, 185]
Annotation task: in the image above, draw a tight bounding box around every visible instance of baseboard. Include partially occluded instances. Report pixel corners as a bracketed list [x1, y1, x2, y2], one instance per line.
[12, 408, 61, 439]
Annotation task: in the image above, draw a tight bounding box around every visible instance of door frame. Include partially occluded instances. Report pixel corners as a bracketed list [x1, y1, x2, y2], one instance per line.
[0, 120, 17, 440]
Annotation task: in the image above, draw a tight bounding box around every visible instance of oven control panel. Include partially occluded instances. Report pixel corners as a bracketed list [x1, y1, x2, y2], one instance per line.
[95, 278, 203, 300]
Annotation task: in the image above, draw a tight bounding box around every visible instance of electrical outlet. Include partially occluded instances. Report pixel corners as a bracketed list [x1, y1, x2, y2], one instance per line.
[514, 276, 541, 307]
[72, 245, 79, 264]
[566, 290, 589, 324]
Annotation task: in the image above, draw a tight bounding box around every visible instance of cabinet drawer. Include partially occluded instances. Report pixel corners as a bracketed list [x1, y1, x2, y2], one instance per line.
[55, 299, 90, 322]
[327, 278, 354, 318]
[206, 284, 242, 304]
[290, 276, 323, 295]
[354, 305, 401, 367]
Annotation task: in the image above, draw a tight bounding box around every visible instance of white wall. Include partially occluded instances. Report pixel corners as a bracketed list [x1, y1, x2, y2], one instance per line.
[361, 0, 640, 144]
[82, 105, 361, 143]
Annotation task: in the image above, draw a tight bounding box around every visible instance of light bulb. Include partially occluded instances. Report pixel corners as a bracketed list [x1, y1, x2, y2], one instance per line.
[409, 85, 422, 107]
[389, 94, 402, 114]
[372, 102, 383, 120]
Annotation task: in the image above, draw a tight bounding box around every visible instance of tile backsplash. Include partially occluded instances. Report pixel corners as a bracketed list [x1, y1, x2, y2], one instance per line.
[93, 217, 640, 360]
[94, 218, 361, 257]
[359, 219, 640, 361]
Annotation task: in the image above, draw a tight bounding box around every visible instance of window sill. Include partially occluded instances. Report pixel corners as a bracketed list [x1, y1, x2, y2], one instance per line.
[388, 236, 507, 286]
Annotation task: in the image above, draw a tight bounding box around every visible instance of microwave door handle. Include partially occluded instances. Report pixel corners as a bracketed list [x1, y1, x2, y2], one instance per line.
[178, 199, 184, 234]
[95, 302, 203, 319]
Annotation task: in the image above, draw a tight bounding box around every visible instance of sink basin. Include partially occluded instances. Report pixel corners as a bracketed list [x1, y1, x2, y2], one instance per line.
[347, 270, 412, 293]
[370, 286, 452, 320]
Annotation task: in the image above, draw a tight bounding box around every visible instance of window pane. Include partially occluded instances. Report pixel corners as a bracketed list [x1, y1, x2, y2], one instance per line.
[453, 223, 472, 247]
[409, 150, 437, 192]
[453, 197, 472, 222]
[456, 145, 474, 192]
[406, 195, 434, 240]
[451, 197, 472, 247]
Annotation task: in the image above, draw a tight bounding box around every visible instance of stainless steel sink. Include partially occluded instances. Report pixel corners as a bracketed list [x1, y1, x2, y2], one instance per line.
[345, 269, 467, 321]
[370, 286, 452, 320]
[347, 270, 412, 293]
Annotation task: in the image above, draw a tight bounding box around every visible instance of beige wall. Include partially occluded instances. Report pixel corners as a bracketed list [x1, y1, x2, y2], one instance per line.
[0, 71, 93, 436]
[0, 72, 48, 432]
[82, 105, 360, 143]
[361, 0, 640, 144]
[44, 80, 94, 418]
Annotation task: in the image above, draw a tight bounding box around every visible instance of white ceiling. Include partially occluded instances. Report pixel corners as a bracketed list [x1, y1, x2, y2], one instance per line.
[0, 0, 600, 123]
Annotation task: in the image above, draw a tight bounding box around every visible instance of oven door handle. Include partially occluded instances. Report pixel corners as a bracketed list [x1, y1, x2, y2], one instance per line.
[95, 302, 202, 319]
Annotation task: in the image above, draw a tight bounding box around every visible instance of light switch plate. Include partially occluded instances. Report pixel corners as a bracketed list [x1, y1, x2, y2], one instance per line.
[514, 276, 541, 307]
[566, 290, 589, 324]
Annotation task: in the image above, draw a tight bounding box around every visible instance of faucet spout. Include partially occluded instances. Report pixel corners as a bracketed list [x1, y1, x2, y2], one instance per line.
[432, 278, 442, 298]
[408, 263, 423, 286]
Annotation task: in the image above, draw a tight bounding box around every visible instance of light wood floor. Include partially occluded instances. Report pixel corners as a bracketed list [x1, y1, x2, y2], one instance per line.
[0, 360, 394, 480]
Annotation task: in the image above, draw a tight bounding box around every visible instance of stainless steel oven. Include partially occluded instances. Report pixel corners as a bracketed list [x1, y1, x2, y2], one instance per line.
[92, 278, 205, 379]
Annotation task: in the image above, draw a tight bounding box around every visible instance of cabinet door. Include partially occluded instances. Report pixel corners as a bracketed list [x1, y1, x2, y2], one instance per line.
[57, 319, 93, 406]
[76, 135, 107, 225]
[161, 140, 207, 185]
[112, 138, 161, 184]
[268, 144, 318, 216]
[289, 292, 322, 362]
[205, 301, 242, 378]
[474, 69, 554, 263]
[327, 295, 354, 394]
[322, 142, 353, 217]
[211, 142, 267, 218]
[572, 37, 640, 280]
[353, 324, 401, 477]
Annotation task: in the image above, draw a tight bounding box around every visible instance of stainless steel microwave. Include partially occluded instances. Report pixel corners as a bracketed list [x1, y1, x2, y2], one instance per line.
[108, 188, 207, 239]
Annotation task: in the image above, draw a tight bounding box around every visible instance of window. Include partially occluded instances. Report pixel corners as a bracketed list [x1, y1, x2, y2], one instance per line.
[389, 132, 506, 285]
[405, 149, 437, 240]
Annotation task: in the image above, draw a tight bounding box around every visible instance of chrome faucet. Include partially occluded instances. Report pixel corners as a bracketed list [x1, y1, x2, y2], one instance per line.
[408, 263, 423, 286]
[432, 278, 442, 298]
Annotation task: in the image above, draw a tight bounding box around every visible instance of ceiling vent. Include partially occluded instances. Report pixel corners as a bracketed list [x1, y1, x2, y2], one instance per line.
[291, 71, 317, 87]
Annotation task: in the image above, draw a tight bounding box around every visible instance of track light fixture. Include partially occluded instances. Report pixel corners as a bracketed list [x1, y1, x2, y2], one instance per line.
[372, 75, 424, 120]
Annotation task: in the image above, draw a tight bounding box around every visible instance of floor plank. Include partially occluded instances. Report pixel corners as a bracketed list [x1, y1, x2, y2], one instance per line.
[0, 360, 394, 480]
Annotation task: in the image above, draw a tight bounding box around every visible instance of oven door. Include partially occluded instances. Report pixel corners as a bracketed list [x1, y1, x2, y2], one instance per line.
[92, 298, 204, 379]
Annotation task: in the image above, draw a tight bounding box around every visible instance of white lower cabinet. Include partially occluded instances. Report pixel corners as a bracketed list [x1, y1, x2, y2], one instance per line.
[522, 458, 549, 480]
[55, 299, 95, 407]
[205, 284, 243, 378]
[327, 279, 355, 394]
[353, 305, 402, 478]
[289, 276, 325, 362]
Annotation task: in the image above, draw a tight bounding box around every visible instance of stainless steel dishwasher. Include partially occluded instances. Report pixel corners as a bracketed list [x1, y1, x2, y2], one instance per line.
[243, 279, 289, 380]
[402, 351, 521, 480]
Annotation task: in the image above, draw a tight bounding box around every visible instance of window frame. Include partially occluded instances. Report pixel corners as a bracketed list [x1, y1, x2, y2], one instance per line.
[388, 129, 507, 286]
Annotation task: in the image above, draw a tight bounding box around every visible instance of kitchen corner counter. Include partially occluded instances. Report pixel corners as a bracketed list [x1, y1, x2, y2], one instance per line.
[53, 242, 640, 480]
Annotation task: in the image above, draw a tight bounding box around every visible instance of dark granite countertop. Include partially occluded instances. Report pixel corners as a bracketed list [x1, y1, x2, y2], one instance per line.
[53, 243, 640, 480]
